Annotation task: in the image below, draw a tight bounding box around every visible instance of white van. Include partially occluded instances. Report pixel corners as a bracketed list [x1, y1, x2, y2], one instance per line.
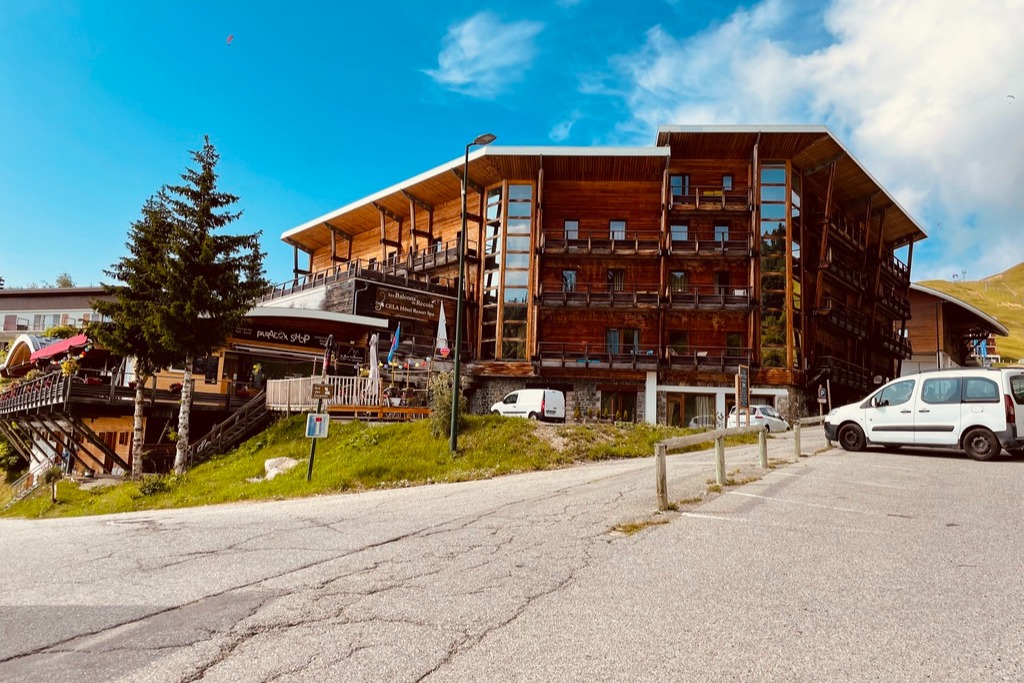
[490, 389, 566, 422]
[824, 367, 1024, 460]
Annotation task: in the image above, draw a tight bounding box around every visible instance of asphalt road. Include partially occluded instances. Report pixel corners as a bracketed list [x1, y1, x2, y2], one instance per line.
[1, 429, 1022, 682]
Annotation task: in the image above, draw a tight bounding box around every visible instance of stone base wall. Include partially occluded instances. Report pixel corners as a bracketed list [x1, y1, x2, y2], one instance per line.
[468, 377, 645, 423]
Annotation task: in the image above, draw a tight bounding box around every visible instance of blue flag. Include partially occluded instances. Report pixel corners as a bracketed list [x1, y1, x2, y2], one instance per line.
[387, 323, 401, 364]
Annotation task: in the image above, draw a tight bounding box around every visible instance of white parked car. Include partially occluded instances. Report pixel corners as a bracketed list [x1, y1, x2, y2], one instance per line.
[824, 368, 1024, 460]
[727, 404, 789, 432]
[490, 389, 566, 423]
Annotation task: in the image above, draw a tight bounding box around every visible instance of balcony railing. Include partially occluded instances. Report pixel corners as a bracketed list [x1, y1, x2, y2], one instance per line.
[665, 285, 752, 310]
[664, 346, 753, 372]
[812, 355, 872, 392]
[879, 253, 910, 285]
[814, 296, 869, 339]
[818, 253, 868, 291]
[541, 230, 661, 256]
[874, 325, 912, 358]
[536, 342, 660, 370]
[669, 185, 751, 211]
[538, 283, 661, 308]
[259, 258, 462, 305]
[665, 235, 751, 258]
[875, 286, 911, 319]
[402, 237, 478, 273]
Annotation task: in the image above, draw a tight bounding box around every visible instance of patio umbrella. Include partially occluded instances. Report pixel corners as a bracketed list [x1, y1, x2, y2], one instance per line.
[363, 333, 381, 404]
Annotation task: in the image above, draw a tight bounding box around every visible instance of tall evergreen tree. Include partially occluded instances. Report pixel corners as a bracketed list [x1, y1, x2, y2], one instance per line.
[91, 195, 180, 478]
[155, 137, 268, 475]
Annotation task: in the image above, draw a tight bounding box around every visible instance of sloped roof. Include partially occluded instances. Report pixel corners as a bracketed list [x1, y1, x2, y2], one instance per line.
[0, 334, 57, 378]
[910, 283, 1009, 336]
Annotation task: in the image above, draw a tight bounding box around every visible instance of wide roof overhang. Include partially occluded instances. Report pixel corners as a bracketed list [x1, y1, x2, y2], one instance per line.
[910, 284, 1009, 337]
[280, 146, 670, 255]
[657, 125, 927, 249]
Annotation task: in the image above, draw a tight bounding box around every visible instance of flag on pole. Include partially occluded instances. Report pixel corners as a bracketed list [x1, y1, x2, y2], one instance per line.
[387, 323, 401, 364]
[436, 303, 449, 356]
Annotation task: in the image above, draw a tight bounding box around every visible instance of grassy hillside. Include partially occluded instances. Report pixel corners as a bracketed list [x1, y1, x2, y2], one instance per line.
[918, 262, 1024, 363]
[3, 415, 755, 519]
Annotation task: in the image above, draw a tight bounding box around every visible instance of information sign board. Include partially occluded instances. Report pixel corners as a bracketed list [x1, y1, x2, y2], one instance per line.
[311, 383, 335, 400]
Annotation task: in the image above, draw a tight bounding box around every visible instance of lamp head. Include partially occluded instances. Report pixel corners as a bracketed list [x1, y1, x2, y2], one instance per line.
[472, 133, 497, 146]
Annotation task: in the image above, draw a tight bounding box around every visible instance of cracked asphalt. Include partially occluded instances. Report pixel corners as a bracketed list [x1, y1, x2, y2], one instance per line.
[2, 428, 1023, 682]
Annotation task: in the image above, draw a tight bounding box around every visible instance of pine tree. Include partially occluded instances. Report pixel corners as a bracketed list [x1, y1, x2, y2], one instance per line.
[154, 137, 269, 475]
[91, 195, 180, 478]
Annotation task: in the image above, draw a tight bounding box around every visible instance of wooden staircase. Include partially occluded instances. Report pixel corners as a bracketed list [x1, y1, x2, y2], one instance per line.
[186, 390, 273, 468]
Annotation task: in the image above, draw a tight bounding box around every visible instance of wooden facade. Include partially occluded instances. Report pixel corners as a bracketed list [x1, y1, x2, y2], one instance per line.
[274, 126, 927, 425]
[902, 284, 1009, 374]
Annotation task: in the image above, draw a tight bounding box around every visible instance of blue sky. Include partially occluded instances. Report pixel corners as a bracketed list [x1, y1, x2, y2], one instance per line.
[1, 0, 1021, 289]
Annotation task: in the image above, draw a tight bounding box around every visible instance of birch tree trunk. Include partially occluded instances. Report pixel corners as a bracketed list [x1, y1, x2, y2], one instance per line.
[172, 358, 194, 475]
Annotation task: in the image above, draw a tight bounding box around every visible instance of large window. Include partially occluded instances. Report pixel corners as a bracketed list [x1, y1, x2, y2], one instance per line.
[714, 223, 730, 241]
[562, 270, 577, 292]
[670, 223, 688, 242]
[479, 183, 533, 361]
[759, 163, 789, 368]
[669, 270, 690, 293]
[564, 219, 578, 240]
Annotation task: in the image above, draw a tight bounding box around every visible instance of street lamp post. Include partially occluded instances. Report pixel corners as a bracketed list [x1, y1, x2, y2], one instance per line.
[450, 132, 497, 453]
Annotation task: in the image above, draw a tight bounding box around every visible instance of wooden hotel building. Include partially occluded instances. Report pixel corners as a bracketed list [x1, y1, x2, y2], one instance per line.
[272, 125, 927, 425]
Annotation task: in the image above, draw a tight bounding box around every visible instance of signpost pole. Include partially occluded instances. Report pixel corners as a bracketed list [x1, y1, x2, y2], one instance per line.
[307, 335, 335, 482]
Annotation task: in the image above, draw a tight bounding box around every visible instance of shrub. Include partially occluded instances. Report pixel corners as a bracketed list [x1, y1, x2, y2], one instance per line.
[428, 371, 467, 439]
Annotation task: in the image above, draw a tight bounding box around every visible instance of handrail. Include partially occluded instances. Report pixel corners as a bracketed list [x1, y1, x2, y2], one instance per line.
[187, 389, 270, 466]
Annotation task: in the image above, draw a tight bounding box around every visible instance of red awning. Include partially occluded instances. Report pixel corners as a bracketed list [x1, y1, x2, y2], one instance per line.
[30, 334, 90, 362]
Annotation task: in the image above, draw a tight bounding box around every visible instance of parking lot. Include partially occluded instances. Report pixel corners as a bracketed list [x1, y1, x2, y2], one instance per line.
[1, 432, 1022, 682]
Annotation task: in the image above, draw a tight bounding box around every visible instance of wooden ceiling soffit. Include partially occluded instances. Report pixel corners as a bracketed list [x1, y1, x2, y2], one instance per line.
[373, 201, 403, 248]
[402, 190, 435, 239]
[450, 167, 483, 195]
[802, 151, 847, 177]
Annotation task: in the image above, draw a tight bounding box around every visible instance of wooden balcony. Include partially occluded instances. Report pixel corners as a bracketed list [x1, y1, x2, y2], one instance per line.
[664, 235, 752, 259]
[814, 296, 869, 339]
[402, 237, 478, 273]
[664, 346, 753, 372]
[259, 258, 461, 305]
[536, 342, 660, 371]
[541, 230, 661, 256]
[665, 285, 752, 311]
[874, 326, 912, 358]
[537, 283, 661, 309]
[879, 253, 911, 285]
[812, 355, 871, 392]
[875, 286, 911, 319]
[818, 254, 868, 292]
[0, 373, 252, 419]
[669, 185, 751, 212]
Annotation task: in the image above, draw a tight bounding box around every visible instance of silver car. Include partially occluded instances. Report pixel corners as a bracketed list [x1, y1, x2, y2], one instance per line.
[727, 404, 790, 432]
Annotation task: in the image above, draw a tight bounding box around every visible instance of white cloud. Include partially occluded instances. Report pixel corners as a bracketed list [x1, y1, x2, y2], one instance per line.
[549, 110, 582, 142]
[600, 0, 1024, 280]
[425, 12, 544, 99]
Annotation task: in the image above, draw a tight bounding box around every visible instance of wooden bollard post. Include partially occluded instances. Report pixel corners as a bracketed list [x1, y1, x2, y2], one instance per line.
[759, 428, 768, 468]
[656, 443, 668, 510]
[715, 436, 726, 486]
[794, 421, 802, 460]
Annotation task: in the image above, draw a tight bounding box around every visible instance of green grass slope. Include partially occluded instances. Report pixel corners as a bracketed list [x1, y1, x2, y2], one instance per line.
[918, 262, 1024, 362]
[4, 415, 749, 519]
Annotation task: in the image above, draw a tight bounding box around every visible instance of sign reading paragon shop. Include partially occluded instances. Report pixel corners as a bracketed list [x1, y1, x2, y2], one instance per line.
[232, 322, 363, 362]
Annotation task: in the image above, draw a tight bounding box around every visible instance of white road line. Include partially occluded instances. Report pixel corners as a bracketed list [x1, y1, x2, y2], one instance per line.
[680, 512, 748, 522]
[726, 491, 880, 515]
[771, 471, 908, 490]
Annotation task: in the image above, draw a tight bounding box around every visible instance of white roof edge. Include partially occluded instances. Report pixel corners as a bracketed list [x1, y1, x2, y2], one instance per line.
[280, 145, 670, 241]
[657, 124, 831, 135]
[246, 306, 388, 329]
[910, 284, 1010, 336]
[657, 124, 928, 241]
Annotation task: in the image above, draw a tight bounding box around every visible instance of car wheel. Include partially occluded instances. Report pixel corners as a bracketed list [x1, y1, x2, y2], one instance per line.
[963, 427, 999, 461]
[528, 412, 538, 420]
[491, 410, 500, 416]
[838, 423, 866, 452]
[764, 423, 773, 434]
